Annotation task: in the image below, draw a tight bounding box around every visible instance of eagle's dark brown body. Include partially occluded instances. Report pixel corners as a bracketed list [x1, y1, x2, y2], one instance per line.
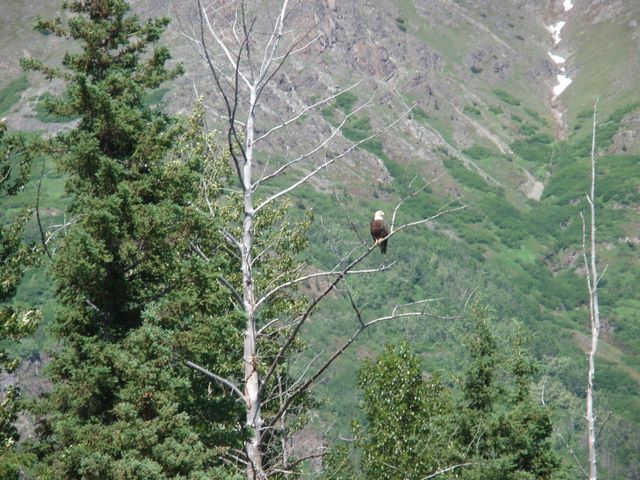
[370, 213, 389, 254]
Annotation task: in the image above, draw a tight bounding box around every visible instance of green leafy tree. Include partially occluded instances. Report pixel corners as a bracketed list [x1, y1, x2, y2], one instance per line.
[0, 119, 40, 479]
[353, 342, 458, 479]
[343, 308, 562, 480]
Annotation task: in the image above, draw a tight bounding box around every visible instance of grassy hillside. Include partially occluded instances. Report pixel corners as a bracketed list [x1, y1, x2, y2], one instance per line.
[297, 100, 640, 478]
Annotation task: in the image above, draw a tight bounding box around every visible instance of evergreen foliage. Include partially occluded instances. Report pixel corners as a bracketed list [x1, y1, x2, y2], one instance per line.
[0, 119, 40, 478]
[336, 308, 562, 480]
[19, 2, 246, 477]
[19, 2, 318, 476]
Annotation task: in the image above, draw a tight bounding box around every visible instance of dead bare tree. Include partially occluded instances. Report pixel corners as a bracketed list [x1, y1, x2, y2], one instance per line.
[581, 98, 602, 480]
[180, 1, 464, 477]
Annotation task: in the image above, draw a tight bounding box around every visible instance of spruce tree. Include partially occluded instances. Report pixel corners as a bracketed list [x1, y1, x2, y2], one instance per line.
[20, 2, 243, 478]
[458, 308, 561, 480]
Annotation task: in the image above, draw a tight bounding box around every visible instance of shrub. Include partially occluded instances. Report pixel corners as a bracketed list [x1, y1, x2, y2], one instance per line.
[494, 88, 521, 106]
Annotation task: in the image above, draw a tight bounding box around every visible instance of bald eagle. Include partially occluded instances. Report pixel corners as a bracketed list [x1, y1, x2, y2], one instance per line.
[370, 210, 389, 254]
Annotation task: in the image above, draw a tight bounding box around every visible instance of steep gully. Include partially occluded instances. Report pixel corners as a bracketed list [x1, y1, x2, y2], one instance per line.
[547, 0, 574, 139]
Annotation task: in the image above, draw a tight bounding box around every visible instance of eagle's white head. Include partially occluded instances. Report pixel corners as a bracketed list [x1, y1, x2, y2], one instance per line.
[374, 210, 385, 220]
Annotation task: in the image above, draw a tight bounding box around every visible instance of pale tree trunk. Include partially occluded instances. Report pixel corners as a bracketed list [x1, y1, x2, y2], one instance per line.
[583, 98, 601, 480]
[241, 85, 264, 478]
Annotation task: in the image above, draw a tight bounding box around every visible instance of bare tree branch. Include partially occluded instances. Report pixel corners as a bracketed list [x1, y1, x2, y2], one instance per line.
[217, 275, 244, 307]
[253, 79, 365, 145]
[255, 262, 396, 311]
[200, 0, 252, 89]
[252, 95, 375, 190]
[333, 190, 368, 246]
[556, 430, 590, 479]
[185, 360, 245, 402]
[266, 306, 430, 432]
[255, 106, 413, 211]
[420, 463, 475, 479]
[390, 173, 444, 232]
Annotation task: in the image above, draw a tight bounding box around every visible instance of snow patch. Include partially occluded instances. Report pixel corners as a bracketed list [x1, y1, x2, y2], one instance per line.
[563, 0, 574, 12]
[553, 74, 572, 98]
[548, 52, 566, 64]
[546, 21, 565, 45]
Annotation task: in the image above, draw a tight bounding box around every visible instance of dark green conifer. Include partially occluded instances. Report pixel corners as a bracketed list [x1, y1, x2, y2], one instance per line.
[20, 2, 244, 478]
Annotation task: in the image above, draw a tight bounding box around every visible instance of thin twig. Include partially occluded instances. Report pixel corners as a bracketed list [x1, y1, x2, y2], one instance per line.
[556, 431, 589, 479]
[255, 105, 415, 211]
[420, 462, 474, 479]
[391, 173, 444, 232]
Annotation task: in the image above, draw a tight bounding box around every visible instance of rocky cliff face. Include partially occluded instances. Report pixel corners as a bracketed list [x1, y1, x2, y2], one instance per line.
[4, 0, 639, 177]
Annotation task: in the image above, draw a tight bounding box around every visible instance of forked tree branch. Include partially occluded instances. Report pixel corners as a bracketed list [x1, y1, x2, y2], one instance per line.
[252, 78, 365, 146]
[185, 360, 245, 402]
[252, 95, 375, 190]
[255, 106, 415, 212]
[199, 0, 251, 89]
[259, 201, 465, 394]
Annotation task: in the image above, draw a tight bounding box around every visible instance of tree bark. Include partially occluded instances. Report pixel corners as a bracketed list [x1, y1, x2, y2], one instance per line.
[585, 99, 600, 480]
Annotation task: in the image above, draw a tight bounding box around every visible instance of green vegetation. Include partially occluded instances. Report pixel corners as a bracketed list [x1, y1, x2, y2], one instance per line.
[19, 3, 238, 478]
[565, 19, 638, 128]
[334, 91, 358, 114]
[494, 88, 521, 106]
[463, 104, 481, 116]
[333, 310, 562, 479]
[143, 86, 170, 110]
[524, 106, 547, 125]
[322, 93, 394, 167]
[34, 93, 78, 122]
[511, 133, 554, 164]
[412, 106, 429, 123]
[2, 0, 640, 477]
[443, 156, 495, 193]
[341, 115, 389, 162]
[463, 144, 494, 160]
[0, 76, 28, 116]
[0, 121, 39, 478]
